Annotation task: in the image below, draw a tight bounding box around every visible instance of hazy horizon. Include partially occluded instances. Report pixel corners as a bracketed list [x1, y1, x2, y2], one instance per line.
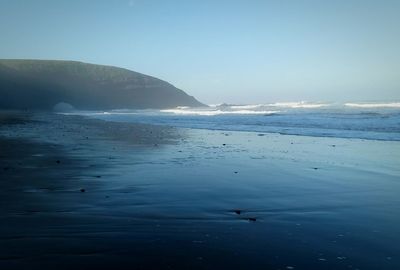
[1, 0, 399, 104]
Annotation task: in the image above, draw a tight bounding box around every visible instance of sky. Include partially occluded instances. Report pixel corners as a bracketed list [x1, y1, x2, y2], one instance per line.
[0, 0, 399, 104]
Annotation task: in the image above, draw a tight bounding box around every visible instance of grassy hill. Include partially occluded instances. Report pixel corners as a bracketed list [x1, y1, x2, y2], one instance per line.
[0, 59, 204, 110]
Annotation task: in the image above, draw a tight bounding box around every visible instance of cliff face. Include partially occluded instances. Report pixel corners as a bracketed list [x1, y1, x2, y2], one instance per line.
[0, 59, 205, 110]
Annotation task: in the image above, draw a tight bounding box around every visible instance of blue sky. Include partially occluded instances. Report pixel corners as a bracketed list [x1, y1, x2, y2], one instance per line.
[1, 0, 399, 104]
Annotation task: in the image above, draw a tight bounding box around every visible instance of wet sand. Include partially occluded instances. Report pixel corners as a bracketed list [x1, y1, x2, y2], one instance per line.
[1, 112, 400, 270]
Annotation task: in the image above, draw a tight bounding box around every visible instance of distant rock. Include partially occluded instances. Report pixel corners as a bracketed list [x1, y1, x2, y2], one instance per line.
[0, 59, 205, 110]
[53, 102, 75, 112]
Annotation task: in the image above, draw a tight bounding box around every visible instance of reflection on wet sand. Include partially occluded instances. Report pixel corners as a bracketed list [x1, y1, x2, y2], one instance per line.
[0, 112, 399, 270]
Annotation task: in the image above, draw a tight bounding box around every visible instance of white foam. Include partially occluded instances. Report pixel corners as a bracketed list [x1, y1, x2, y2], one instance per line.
[270, 102, 329, 108]
[345, 102, 400, 108]
[218, 102, 329, 110]
[229, 102, 329, 109]
[160, 109, 279, 116]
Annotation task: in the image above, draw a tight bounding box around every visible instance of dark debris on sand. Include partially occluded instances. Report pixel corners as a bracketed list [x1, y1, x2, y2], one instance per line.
[233, 209, 242, 215]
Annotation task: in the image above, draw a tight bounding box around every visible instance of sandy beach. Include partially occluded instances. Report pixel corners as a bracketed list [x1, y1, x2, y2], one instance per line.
[1, 112, 399, 270]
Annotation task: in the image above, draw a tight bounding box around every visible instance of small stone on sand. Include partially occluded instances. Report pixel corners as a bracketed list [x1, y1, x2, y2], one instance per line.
[80, 188, 85, 192]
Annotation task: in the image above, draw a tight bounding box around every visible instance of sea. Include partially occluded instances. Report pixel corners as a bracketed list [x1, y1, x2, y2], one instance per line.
[78, 101, 400, 141]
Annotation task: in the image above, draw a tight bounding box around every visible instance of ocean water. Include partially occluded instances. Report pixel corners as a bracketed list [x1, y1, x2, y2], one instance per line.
[80, 102, 400, 141]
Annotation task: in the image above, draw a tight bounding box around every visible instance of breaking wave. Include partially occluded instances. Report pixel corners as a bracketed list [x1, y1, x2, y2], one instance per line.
[160, 108, 279, 116]
[160, 101, 329, 115]
[69, 101, 400, 141]
[344, 102, 400, 108]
